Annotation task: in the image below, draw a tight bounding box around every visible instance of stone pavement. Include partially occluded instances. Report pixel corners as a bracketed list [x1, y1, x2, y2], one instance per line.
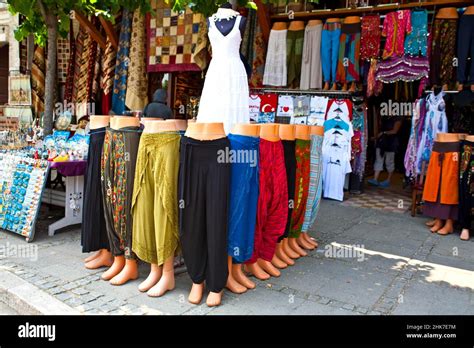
[0, 200, 473, 315]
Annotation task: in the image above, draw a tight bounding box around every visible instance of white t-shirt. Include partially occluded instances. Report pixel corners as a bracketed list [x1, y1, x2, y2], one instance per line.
[277, 95, 294, 117]
[308, 96, 329, 126]
[326, 100, 351, 124]
[249, 94, 261, 123]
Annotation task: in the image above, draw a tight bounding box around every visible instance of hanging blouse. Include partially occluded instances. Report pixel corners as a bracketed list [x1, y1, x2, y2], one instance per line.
[382, 10, 412, 59]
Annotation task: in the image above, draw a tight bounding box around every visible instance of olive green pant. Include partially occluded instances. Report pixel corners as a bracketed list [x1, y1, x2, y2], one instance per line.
[131, 132, 181, 266]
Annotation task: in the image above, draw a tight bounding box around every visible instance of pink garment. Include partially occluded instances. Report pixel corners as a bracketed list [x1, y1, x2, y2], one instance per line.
[382, 10, 412, 59]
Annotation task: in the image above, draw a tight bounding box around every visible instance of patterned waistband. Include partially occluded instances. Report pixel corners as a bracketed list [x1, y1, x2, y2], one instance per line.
[323, 22, 341, 31]
[139, 132, 180, 147]
[432, 141, 460, 153]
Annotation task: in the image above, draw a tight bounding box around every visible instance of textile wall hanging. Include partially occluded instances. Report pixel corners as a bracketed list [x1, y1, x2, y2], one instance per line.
[57, 37, 71, 84]
[31, 46, 45, 117]
[101, 38, 117, 115]
[147, 0, 203, 72]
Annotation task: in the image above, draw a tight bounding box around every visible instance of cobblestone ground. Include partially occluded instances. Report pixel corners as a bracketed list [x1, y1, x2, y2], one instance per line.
[1, 201, 473, 315]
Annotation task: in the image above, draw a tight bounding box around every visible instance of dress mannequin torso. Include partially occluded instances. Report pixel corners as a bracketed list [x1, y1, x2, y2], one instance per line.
[90, 116, 110, 129]
[466, 135, 474, 142]
[260, 124, 280, 142]
[207, 7, 246, 37]
[185, 122, 226, 140]
[142, 120, 177, 134]
[231, 124, 260, 136]
[326, 18, 341, 24]
[272, 22, 288, 31]
[173, 119, 187, 131]
[344, 16, 361, 24]
[288, 21, 305, 31]
[279, 124, 296, 140]
[465, 6, 474, 15]
[436, 133, 464, 142]
[436, 7, 459, 19]
[111, 116, 140, 130]
[295, 124, 311, 140]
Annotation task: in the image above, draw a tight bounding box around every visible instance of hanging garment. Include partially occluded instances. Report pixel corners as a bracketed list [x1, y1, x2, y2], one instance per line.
[289, 139, 310, 238]
[193, 19, 211, 71]
[326, 99, 353, 123]
[404, 99, 422, 178]
[422, 141, 460, 220]
[459, 140, 474, 229]
[416, 91, 448, 173]
[360, 15, 381, 61]
[246, 139, 288, 263]
[31, 46, 45, 117]
[308, 96, 329, 126]
[197, 16, 250, 134]
[382, 10, 412, 59]
[321, 21, 341, 84]
[301, 135, 324, 233]
[178, 136, 230, 293]
[300, 24, 322, 90]
[81, 127, 109, 253]
[277, 95, 295, 118]
[112, 10, 133, 116]
[72, 27, 86, 104]
[404, 9, 428, 56]
[101, 127, 142, 259]
[263, 29, 288, 86]
[287, 29, 304, 87]
[249, 12, 267, 88]
[429, 18, 457, 87]
[249, 94, 262, 122]
[375, 55, 429, 83]
[457, 14, 474, 84]
[64, 22, 76, 104]
[227, 134, 260, 264]
[258, 93, 278, 123]
[131, 132, 180, 266]
[125, 10, 149, 111]
[101, 39, 117, 115]
[279, 140, 296, 242]
[336, 22, 361, 83]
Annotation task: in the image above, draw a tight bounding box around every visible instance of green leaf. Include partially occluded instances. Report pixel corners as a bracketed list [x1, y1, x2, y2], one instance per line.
[246, 1, 257, 10]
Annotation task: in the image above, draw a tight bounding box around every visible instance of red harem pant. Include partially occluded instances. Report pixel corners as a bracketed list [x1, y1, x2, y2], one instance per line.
[246, 139, 288, 263]
[289, 139, 311, 238]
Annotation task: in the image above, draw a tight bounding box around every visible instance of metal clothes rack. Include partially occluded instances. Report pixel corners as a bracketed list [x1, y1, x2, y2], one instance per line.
[250, 87, 359, 99]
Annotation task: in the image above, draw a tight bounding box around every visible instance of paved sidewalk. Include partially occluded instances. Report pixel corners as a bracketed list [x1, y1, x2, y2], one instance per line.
[1, 200, 473, 315]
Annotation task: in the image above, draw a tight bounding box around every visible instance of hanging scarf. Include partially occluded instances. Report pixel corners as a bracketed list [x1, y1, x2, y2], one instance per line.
[64, 22, 76, 103]
[111, 10, 133, 115]
[31, 46, 45, 117]
[101, 38, 117, 115]
[72, 27, 86, 104]
[125, 9, 149, 111]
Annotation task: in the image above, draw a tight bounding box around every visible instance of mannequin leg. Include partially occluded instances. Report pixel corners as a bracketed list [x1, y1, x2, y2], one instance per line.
[85, 249, 113, 269]
[323, 82, 330, 90]
[460, 228, 470, 241]
[110, 259, 139, 286]
[437, 219, 454, 235]
[257, 258, 280, 277]
[271, 253, 288, 269]
[276, 242, 295, 265]
[282, 238, 300, 259]
[138, 263, 162, 292]
[341, 83, 348, 91]
[429, 219, 444, 233]
[425, 219, 437, 227]
[84, 250, 101, 263]
[225, 256, 247, 294]
[101, 255, 125, 280]
[147, 256, 176, 297]
[330, 82, 338, 90]
[296, 234, 316, 250]
[288, 237, 307, 257]
[232, 264, 256, 289]
[206, 291, 223, 307]
[188, 283, 204, 305]
[244, 262, 270, 280]
[349, 82, 357, 92]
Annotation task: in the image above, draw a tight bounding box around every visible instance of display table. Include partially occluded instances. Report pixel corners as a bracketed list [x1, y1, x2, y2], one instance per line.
[47, 161, 87, 237]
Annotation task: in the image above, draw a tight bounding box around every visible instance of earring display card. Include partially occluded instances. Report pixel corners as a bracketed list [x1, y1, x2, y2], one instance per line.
[0, 150, 49, 242]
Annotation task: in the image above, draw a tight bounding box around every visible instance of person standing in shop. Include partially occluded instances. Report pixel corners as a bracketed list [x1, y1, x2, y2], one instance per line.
[368, 115, 403, 188]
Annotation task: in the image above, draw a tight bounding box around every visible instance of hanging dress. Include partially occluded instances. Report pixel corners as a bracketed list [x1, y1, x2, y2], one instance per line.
[197, 16, 250, 134]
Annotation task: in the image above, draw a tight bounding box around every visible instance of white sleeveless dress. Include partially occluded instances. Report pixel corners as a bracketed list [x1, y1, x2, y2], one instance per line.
[197, 16, 250, 134]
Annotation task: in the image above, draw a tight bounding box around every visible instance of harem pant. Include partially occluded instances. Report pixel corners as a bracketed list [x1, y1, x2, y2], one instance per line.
[321, 21, 341, 84]
[246, 139, 288, 263]
[422, 142, 460, 220]
[336, 22, 361, 83]
[457, 14, 474, 84]
[227, 134, 260, 264]
[301, 135, 324, 233]
[178, 136, 230, 293]
[101, 127, 141, 259]
[430, 18, 457, 87]
[81, 127, 109, 253]
[279, 140, 296, 242]
[459, 140, 474, 229]
[286, 29, 305, 87]
[131, 132, 181, 266]
[289, 139, 311, 238]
